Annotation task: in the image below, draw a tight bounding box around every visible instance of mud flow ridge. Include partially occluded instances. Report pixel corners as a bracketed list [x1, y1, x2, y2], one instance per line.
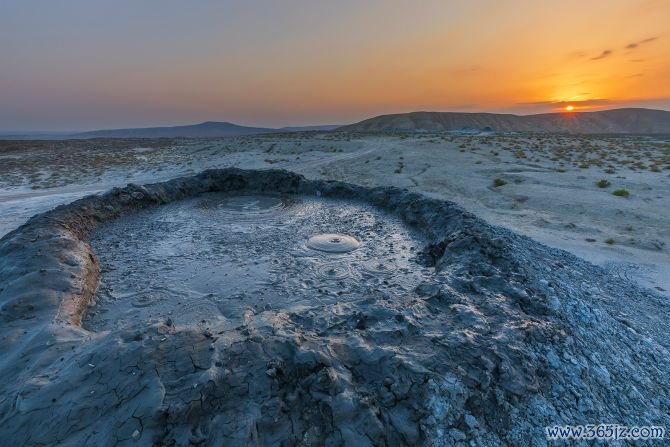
[84, 193, 431, 333]
[0, 168, 668, 446]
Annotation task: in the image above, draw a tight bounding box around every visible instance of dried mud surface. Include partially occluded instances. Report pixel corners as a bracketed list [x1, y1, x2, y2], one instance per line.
[0, 169, 668, 446]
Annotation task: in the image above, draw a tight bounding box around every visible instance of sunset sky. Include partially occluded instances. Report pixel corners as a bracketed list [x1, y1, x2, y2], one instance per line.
[1, 0, 669, 131]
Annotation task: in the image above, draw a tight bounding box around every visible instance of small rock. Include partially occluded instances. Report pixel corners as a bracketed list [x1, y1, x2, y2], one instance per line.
[464, 414, 478, 429]
[546, 351, 561, 368]
[449, 428, 466, 441]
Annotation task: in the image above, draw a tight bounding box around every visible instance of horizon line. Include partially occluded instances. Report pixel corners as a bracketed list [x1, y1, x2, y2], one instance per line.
[2, 105, 669, 134]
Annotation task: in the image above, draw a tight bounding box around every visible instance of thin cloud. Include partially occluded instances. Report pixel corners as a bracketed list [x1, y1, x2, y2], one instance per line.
[626, 37, 658, 49]
[591, 50, 612, 60]
[500, 99, 616, 115]
[518, 99, 613, 108]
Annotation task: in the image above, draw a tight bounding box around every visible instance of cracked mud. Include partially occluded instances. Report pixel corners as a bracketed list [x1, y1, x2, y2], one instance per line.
[0, 169, 669, 446]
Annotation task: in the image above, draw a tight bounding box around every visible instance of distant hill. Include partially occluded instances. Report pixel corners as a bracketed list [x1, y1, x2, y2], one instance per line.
[338, 108, 670, 134]
[67, 122, 342, 139]
[70, 121, 278, 138]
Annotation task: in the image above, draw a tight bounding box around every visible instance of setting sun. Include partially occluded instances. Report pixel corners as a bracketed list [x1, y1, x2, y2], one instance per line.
[565, 105, 574, 112]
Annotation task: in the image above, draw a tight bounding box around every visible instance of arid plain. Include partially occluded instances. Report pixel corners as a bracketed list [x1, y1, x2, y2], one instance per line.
[1, 132, 668, 293]
[2, 131, 670, 445]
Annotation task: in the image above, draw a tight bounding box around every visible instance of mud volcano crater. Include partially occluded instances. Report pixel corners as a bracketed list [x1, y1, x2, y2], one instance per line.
[1, 169, 669, 446]
[84, 193, 432, 333]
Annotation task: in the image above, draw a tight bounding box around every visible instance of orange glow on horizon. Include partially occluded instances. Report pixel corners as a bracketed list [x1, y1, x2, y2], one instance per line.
[0, 1, 668, 130]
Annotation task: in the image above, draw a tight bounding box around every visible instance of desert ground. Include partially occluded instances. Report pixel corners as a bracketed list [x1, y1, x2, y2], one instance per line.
[1, 132, 668, 293]
[1, 133, 670, 445]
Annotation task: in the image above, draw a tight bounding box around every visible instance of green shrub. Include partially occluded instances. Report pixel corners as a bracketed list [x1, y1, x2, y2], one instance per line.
[605, 238, 615, 245]
[493, 178, 507, 187]
[596, 179, 611, 188]
[612, 189, 630, 197]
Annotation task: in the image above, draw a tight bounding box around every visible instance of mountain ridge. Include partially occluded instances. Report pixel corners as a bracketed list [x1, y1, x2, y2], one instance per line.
[72, 121, 276, 139]
[4, 108, 669, 139]
[66, 122, 341, 139]
[338, 108, 670, 134]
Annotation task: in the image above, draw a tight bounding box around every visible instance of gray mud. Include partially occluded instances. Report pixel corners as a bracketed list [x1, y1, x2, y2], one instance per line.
[0, 168, 669, 446]
[85, 194, 430, 332]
